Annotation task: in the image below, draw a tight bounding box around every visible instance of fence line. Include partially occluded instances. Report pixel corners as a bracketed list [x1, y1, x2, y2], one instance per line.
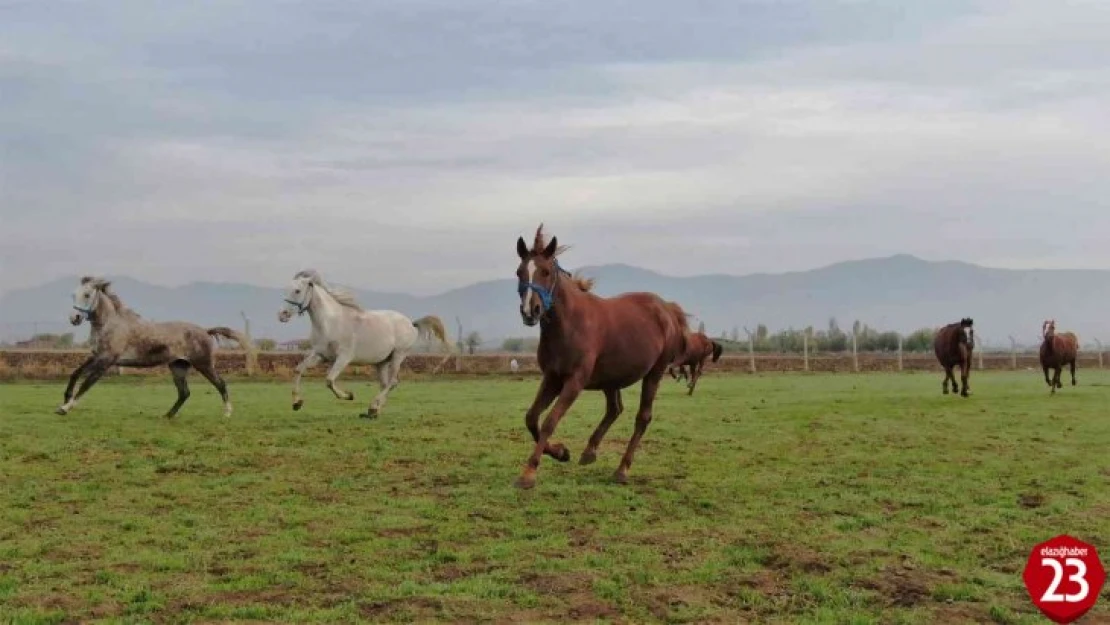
[2, 348, 1104, 381]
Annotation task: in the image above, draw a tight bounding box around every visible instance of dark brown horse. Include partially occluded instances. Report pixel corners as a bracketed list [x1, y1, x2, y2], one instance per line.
[933, 317, 974, 397]
[513, 224, 689, 489]
[1039, 319, 1079, 394]
[668, 331, 723, 395]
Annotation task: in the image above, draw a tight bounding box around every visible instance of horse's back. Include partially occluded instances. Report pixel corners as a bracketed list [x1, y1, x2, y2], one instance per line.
[356, 309, 419, 348]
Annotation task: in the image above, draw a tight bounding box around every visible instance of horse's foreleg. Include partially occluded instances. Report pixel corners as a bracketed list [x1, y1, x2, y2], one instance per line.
[57, 357, 115, 414]
[516, 376, 582, 489]
[57, 355, 94, 414]
[165, 361, 192, 419]
[324, 351, 356, 401]
[614, 372, 663, 484]
[580, 388, 623, 466]
[292, 351, 322, 410]
[521, 374, 566, 460]
[1042, 364, 1053, 388]
[958, 359, 970, 397]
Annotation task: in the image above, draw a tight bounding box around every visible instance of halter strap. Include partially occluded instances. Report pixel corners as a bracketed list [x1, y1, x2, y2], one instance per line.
[284, 284, 314, 315]
[72, 289, 99, 317]
[517, 260, 569, 314]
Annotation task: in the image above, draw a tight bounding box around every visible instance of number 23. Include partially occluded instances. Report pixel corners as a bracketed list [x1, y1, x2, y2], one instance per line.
[1041, 557, 1090, 603]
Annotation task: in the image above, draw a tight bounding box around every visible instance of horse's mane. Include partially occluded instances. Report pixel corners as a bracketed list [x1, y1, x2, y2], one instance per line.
[294, 269, 364, 311]
[530, 223, 595, 292]
[80, 276, 141, 319]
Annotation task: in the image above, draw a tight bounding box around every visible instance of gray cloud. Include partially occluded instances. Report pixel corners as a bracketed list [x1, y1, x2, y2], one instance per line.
[2, 0, 1108, 298]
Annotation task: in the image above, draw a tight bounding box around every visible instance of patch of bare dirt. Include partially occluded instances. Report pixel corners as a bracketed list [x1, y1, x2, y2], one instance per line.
[211, 588, 301, 607]
[1018, 493, 1046, 508]
[377, 526, 431, 538]
[761, 545, 833, 575]
[358, 596, 444, 620]
[855, 566, 948, 608]
[431, 561, 497, 582]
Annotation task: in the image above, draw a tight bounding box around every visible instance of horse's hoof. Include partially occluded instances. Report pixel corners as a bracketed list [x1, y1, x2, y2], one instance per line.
[345, 392, 355, 401]
[359, 410, 379, 419]
[612, 470, 629, 485]
[579, 449, 597, 466]
[292, 400, 304, 411]
[514, 475, 536, 490]
[54, 407, 67, 416]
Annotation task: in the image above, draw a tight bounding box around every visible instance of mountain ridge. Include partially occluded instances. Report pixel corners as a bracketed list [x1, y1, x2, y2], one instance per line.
[4, 255, 1110, 347]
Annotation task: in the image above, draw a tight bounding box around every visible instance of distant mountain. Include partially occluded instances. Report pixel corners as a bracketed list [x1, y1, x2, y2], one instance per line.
[4, 255, 1110, 348]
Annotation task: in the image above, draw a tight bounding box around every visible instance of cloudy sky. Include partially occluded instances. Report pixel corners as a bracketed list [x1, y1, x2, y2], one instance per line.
[2, 0, 1108, 296]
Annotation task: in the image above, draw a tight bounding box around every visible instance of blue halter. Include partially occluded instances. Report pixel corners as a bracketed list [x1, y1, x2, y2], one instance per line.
[518, 260, 566, 314]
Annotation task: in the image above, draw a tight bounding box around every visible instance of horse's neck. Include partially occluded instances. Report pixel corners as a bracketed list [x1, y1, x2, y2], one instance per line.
[539, 278, 584, 338]
[307, 290, 349, 336]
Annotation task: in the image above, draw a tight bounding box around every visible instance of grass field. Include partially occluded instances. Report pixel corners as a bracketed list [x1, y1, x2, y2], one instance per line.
[2, 371, 1109, 624]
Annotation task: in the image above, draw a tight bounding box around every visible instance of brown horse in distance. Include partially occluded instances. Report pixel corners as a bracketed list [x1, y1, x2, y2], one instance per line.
[668, 331, 723, 395]
[513, 224, 689, 489]
[933, 317, 974, 397]
[1039, 319, 1079, 394]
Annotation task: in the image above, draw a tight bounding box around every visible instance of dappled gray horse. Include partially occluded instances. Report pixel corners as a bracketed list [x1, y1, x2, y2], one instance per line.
[57, 277, 253, 418]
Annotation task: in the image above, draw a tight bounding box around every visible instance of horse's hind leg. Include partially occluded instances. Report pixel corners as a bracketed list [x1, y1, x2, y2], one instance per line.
[614, 373, 663, 485]
[688, 361, 705, 395]
[164, 361, 193, 418]
[1070, 360, 1077, 386]
[580, 388, 624, 466]
[941, 367, 954, 395]
[364, 353, 405, 418]
[194, 360, 232, 417]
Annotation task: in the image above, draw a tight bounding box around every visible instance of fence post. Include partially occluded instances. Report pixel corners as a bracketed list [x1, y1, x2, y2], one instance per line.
[977, 340, 984, 370]
[1096, 339, 1104, 369]
[1008, 335, 1017, 370]
[897, 334, 903, 372]
[851, 331, 859, 372]
[240, 311, 256, 377]
[803, 331, 809, 372]
[743, 326, 756, 374]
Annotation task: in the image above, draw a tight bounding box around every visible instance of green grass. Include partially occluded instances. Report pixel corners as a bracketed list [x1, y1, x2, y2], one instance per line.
[2, 370, 1109, 624]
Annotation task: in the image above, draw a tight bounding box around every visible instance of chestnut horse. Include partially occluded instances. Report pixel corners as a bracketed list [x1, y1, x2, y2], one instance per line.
[668, 332, 723, 395]
[513, 224, 689, 489]
[1039, 319, 1079, 394]
[933, 317, 974, 397]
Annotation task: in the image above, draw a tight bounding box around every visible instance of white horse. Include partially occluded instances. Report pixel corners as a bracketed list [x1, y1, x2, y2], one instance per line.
[277, 269, 453, 418]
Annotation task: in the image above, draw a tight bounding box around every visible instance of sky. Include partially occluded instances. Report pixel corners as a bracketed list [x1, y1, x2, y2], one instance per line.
[2, 0, 1108, 297]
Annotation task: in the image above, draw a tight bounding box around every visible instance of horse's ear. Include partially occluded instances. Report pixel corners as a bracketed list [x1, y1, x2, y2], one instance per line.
[542, 236, 558, 258]
[516, 236, 529, 259]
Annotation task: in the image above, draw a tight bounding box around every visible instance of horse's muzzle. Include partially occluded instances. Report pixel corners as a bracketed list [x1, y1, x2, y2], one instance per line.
[278, 309, 292, 323]
[520, 306, 540, 327]
[69, 313, 83, 326]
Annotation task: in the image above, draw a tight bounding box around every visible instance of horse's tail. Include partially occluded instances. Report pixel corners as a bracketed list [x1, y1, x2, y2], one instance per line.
[711, 340, 723, 363]
[413, 314, 454, 374]
[207, 326, 258, 371]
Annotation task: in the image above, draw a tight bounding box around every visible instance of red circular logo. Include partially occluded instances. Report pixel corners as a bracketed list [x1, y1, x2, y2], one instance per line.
[1023, 535, 1105, 624]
